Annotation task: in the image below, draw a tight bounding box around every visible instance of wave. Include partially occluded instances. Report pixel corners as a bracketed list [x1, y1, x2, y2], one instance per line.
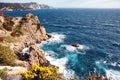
[61, 45, 77, 52]
[103, 23, 119, 27]
[60, 44, 89, 54]
[44, 50, 75, 79]
[106, 69, 120, 80]
[95, 61, 120, 80]
[47, 33, 66, 44]
[96, 60, 120, 68]
[39, 32, 66, 46]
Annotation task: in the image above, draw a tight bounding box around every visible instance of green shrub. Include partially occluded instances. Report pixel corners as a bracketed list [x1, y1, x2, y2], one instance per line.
[2, 22, 12, 31]
[4, 36, 18, 43]
[0, 68, 7, 80]
[19, 64, 63, 80]
[11, 26, 23, 37]
[0, 44, 17, 66]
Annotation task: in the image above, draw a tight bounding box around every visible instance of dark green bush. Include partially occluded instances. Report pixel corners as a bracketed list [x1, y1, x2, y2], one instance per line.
[0, 68, 7, 80]
[11, 26, 23, 37]
[2, 22, 12, 31]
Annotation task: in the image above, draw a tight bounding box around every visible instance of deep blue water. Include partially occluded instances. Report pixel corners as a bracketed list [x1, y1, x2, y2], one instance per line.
[3, 9, 120, 79]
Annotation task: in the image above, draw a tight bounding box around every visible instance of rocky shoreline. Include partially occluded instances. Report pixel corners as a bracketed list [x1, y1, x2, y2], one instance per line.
[0, 13, 52, 80]
[0, 2, 51, 11]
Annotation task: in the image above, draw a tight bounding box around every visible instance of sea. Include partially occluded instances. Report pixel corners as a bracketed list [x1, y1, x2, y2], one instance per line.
[3, 9, 120, 80]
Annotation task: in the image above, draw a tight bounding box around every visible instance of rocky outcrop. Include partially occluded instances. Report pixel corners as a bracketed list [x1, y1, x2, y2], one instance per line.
[71, 43, 79, 47]
[0, 13, 50, 80]
[0, 2, 51, 11]
[0, 66, 27, 80]
[29, 45, 50, 66]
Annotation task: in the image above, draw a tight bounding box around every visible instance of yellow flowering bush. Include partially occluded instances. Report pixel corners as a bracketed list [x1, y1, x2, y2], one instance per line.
[19, 64, 62, 80]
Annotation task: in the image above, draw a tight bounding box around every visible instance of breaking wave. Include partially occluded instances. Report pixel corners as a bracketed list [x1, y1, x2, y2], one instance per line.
[47, 33, 66, 43]
[105, 69, 120, 80]
[44, 50, 75, 79]
[60, 44, 89, 54]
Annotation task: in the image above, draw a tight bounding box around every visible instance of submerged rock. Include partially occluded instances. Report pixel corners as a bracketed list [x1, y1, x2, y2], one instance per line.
[71, 43, 79, 47]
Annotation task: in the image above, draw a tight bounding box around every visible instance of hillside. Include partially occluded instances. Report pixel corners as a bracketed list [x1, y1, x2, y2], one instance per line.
[0, 13, 53, 79]
[0, 2, 51, 11]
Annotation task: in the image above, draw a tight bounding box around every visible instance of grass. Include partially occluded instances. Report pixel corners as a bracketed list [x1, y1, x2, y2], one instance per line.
[0, 68, 7, 80]
[0, 44, 17, 66]
[4, 36, 18, 43]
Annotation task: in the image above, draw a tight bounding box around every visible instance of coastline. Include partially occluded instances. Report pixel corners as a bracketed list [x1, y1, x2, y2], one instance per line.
[0, 13, 52, 79]
[0, 9, 118, 80]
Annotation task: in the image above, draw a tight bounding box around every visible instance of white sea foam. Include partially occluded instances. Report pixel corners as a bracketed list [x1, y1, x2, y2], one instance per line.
[48, 33, 66, 43]
[95, 61, 105, 70]
[45, 50, 75, 79]
[106, 69, 120, 80]
[61, 45, 77, 52]
[60, 44, 89, 54]
[95, 61, 120, 80]
[39, 33, 66, 47]
[77, 44, 89, 50]
[96, 60, 120, 67]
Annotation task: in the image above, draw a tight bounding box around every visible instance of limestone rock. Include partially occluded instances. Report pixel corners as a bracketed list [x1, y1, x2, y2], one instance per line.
[0, 30, 6, 41]
[0, 13, 51, 79]
[29, 45, 50, 66]
[0, 66, 27, 80]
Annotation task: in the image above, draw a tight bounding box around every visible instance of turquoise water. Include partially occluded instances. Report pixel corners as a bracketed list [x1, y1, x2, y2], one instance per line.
[3, 9, 120, 80]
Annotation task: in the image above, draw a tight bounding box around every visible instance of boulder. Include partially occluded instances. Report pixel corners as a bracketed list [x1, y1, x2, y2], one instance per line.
[28, 45, 50, 66]
[71, 43, 79, 47]
[46, 33, 52, 38]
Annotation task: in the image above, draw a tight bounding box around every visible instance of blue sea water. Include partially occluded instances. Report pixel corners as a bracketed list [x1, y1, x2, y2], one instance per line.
[3, 9, 120, 80]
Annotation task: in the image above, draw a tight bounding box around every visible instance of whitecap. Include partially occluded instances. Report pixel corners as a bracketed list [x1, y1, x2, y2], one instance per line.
[95, 61, 105, 70]
[39, 33, 66, 46]
[60, 44, 89, 54]
[77, 44, 89, 50]
[96, 60, 120, 67]
[47, 33, 66, 43]
[61, 45, 77, 52]
[95, 61, 120, 80]
[105, 69, 120, 80]
[44, 50, 75, 79]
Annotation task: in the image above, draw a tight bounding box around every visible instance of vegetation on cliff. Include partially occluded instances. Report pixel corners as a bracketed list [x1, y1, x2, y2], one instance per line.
[0, 13, 111, 80]
[19, 64, 62, 80]
[0, 68, 7, 80]
[0, 44, 17, 66]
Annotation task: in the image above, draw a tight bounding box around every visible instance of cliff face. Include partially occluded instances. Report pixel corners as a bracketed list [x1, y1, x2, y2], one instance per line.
[0, 2, 51, 11]
[0, 13, 51, 80]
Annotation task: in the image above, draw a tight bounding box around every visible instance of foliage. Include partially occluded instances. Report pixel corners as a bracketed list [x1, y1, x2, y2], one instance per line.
[19, 64, 63, 80]
[4, 36, 18, 43]
[2, 22, 12, 31]
[11, 26, 23, 37]
[0, 68, 7, 80]
[0, 44, 17, 65]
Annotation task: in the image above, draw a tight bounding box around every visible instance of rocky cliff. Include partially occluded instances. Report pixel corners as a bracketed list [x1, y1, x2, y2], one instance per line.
[0, 2, 51, 11]
[0, 13, 51, 80]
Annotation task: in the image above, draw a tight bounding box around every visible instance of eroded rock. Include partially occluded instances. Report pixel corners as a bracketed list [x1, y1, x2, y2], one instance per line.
[71, 43, 79, 47]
